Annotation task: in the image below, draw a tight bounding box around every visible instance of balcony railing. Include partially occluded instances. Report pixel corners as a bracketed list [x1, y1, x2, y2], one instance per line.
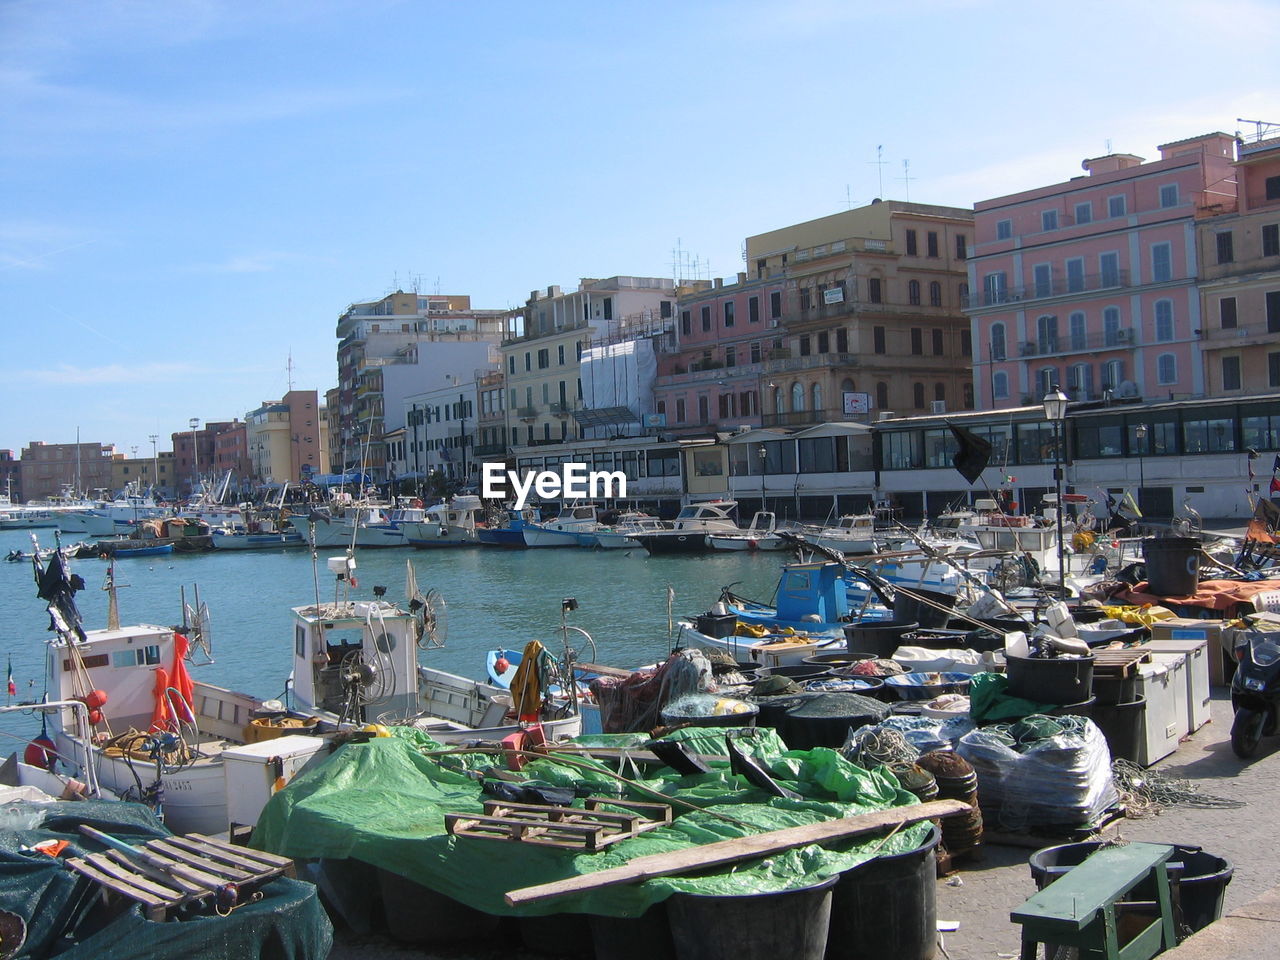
[473, 443, 507, 457]
[762, 408, 843, 428]
[1013, 328, 1137, 358]
[964, 269, 1131, 309]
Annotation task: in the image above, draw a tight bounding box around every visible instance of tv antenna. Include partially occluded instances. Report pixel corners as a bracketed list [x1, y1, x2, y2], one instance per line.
[1237, 118, 1280, 142]
[867, 145, 888, 198]
[843, 185, 858, 210]
[286, 351, 294, 391]
[898, 159, 915, 202]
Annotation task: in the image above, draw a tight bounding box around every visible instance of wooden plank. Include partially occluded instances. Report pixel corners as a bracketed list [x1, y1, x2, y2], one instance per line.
[1012, 842, 1174, 934]
[573, 662, 634, 679]
[505, 798, 970, 905]
[128, 845, 227, 888]
[159, 835, 281, 876]
[146, 839, 256, 882]
[187, 833, 295, 870]
[71, 854, 179, 905]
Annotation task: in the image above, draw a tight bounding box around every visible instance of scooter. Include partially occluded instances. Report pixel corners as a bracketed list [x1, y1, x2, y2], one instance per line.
[1229, 627, 1280, 758]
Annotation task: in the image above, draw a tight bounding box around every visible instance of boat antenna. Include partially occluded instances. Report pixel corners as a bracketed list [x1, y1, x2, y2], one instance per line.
[104, 558, 121, 631]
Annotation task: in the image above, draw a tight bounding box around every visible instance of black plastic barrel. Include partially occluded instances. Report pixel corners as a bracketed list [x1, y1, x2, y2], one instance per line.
[827, 823, 941, 960]
[377, 867, 500, 944]
[1092, 673, 1137, 706]
[1004, 653, 1094, 704]
[589, 905, 676, 960]
[659, 700, 759, 729]
[520, 914, 595, 957]
[843, 621, 919, 659]
[758, 663, 833, 683]
[1091, 696, 1146, 763]
[1142, 537, 1202, 596]
[1045, 696, 1096, 720]
[803, 652, 876, 669]
[893, 589, 958, 629]
[776, 691, 888, 749]
[1028, 841, 1233, 937]
[666, 875, 838, 960]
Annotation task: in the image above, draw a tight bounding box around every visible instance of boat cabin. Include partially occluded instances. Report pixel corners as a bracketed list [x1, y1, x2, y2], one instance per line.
[774, 562, 851, 625]
[671, 500, 739, 530]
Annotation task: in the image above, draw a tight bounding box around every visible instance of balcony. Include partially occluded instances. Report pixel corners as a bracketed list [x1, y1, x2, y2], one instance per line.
[763, 352, 858, 375]
[1014, 329, 1137, 358]
[473, 443, 507, 457]
[516, 406, 538, 422]
[762, 408, 843, 428]
[549, 401, 580, 417]
[963, 270, 1131, 309]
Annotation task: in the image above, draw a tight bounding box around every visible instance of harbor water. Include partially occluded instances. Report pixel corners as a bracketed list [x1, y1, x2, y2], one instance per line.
[0, 529, 785, 748]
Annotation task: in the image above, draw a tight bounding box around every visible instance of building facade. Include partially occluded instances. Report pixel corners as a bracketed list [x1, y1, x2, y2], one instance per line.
[19, 441, 117, 501]
[245, 390, 325, 487]
[967, 133, 1239, 410]
[1197, 135, 1280, 395]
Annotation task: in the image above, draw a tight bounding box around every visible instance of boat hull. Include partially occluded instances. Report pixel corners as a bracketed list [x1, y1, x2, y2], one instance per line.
[634, 532, 710, 554]
[211, 532, 306, 550]
[707, 533, 787, 551]
[522, 525, 587, 548]
[476, 528, 528, 547]
[401, 521, 480, 547]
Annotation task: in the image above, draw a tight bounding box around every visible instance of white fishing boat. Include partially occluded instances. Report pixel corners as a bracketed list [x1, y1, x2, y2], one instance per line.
[294, 503, 409, 548]
[592, 513, 667, 550]
[804, 513, 879, 556]
[632, 500, 742, 554]
[522, 502, 602, 548]
[400, 495, 485, 547]
[706, 511, 790, 552]
[210, 526, 306, 550]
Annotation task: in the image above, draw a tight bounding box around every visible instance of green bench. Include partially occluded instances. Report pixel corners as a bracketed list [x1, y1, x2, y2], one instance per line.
[1012, 842, 1177, 960]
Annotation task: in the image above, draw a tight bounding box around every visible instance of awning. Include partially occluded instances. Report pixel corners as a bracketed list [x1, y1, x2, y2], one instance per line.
[571, 406, 640, 427]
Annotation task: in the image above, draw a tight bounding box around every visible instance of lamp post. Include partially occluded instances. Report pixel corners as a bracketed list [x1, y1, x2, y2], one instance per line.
[758, 443, 768, 514]
[188, 418, 200, 499]
[1042, 389, 1069, 596]
[148, 434, 158, 497]
[1134, 423, 1148, 514]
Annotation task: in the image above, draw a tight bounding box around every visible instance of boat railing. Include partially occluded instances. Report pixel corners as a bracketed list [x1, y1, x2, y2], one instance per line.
[0, 699, 102, 798]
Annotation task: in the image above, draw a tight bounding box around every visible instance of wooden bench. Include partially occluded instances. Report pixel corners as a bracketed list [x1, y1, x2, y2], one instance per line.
[1011, 841, 1176, 960]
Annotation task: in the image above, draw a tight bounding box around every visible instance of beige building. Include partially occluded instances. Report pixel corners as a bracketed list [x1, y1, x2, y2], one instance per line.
[110, 450, 177, 496]
[19, 440, 117, 501]
[501, 277, 675, 449]
[245, 390, 325, 485]
[746, 200, 975, 423]
[1198, 135, 1280, 395]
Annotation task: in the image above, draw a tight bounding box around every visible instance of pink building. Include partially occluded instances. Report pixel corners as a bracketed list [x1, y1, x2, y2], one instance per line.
[967, 133, 1238, 409]
[654, 274, 786, 433]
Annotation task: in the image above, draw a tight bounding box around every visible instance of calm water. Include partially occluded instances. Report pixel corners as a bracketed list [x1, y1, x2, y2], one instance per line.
[0, 528, 785, 746]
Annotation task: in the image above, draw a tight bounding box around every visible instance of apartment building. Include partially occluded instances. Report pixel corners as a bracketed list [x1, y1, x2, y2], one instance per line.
[745, 200, 975, 426]
[19, 440, 116, 501]
[967, 132, 1239, 410]
[245, 390, 325, 486]
[1197, 135, 1280, 395]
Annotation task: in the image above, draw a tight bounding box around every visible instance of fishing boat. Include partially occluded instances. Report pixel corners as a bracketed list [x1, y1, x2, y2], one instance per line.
[400, 495, 485, 547]
[210, 527, 306, 550]
[103, 541, 175, 559]
[294, 503, 409, 548]
[522, 502, 602, 548]
[803, 512, 879, 556]
[632, 500, 742, 554]
[476, 505, 540, 547]
[592, 512, 667, 549]
[706, 511, 790, 551]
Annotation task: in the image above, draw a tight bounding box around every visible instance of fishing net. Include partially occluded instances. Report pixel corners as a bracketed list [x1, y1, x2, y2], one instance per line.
[1111, 758, 1246, 817]
[842, 726, 920, 768]
[590, 648, 716, 733]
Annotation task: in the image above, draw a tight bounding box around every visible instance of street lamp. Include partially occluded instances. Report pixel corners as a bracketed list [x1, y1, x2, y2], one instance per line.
[1134, 423, 1148, 514]
[148, 434, 158, 497]
[189, 418, 200, 498]
[1042, 388, 1069, 596]
[758, 443, 768, 514]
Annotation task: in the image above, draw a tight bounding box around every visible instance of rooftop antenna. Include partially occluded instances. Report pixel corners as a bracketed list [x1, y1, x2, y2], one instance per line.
[868, 145, 887, 199]
[843, 185, 858, 210]
[287, 351, 294, 391]
[898, 159, 915, 202]
[1237, 118, 1280, 142]
[1105, 137, 1113, 154]
[433, 276, 441, 295]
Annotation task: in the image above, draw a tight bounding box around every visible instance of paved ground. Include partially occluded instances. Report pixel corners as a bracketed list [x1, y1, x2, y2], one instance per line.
[329, 687, 1278, 960]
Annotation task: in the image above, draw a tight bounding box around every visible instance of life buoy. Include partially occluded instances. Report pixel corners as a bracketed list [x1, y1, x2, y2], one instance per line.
[24, 737, 57, 769]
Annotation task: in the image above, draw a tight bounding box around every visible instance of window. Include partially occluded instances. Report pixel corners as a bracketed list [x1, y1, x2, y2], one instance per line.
[749, 296, 760, 323]
[537, 348, 549, 369]
[507, 356, 515, 374]
[956, 234, 967, 259]
[1269, 291, 1280, 334]
[791, 383, 805, 412]
[660, 300, 672, 318]
[1100, 252, 1120, 287]
[929, 281, 942, 306]
[1154, 300, 1174, 341]
[913, 383, 925, 408]
[873, 326, 886, 354]
[1271, 352, 1280, 388]
[908, 280, 921, 305]
[724, 346, 735, 367]
[1223, 356, 1242, 391]
[602, 297, 613, 321]
[1041, 210, 1058, 231]
[817, 330, 829, 353]
[836, 328, 848, 352]
[799, 335, 811, 357]
[1159, 183, 1179, 208]
[1221, 296, 1238, 328]
[799, 289, 812, 311]
[1151, 243, 1172, 282]
[993, 371, 1009, 399]
[868, 278, 882, 303]
[905, 229, 918, 255]
[996, 219, 1013, 240]
[1033, 263, 1052, 298]
[524, 352, 531, 371]
[1264, 224, 1279, 258]
[1037, 366, 1059, 397]
[961, 328, 971, 356]
[1037, 313, 1059, 352]
[774, 386, 785, 414]
[1108, 195, 1127, 217]
[718, 393, 732, 419]
[1070, 311, 1087, 350]
[1074, 201, 1092, 225]
[751, 340, 761, 363]
[558, 344, 565, 365]
[675, 398, 686, 423]
[700, 306, 711, 332]
[927, 231, 939, 257]
[982, 271, 1008, 305]
[811, 383, 823, 414]
[1267, 175, 1280, 201]
[1216, 231, 1234, 264]
[1157, 353, 1177, 384]
[723, 301, 735, 327]
[1066, 258, 1085, 293]
[910, 328, 923, 355]
[680, 310, 691, 336]
[770, 291, 782, 318]
[1103, 306, 1122, 345]
[1067, 362, 1093, 397]
[990, 323, 1006, 361]
[932, 328, 943, 355]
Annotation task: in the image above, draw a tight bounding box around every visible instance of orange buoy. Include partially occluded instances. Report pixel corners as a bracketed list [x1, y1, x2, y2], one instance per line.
[88, 709, 103, 726]
[24, 736, 57, 769]
[494, 656, 510, 675]
[84, 689, 108, 710]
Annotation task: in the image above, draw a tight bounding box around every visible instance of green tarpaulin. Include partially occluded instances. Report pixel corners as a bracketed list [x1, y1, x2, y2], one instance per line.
[252, 728, 932, 918]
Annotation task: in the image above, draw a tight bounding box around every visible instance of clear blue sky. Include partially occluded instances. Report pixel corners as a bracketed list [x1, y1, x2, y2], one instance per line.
[3, 0, 1275, 462]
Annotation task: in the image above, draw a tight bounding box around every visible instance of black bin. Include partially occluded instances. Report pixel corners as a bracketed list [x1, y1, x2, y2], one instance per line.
[696, 613, 739, 639]
[1142, 537, 1201, 596]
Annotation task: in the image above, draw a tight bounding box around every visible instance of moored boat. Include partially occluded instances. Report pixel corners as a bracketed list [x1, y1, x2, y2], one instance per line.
[401, 495, 485, 547]
[633, 499, 741, 554]
[522, 502, 602, 548]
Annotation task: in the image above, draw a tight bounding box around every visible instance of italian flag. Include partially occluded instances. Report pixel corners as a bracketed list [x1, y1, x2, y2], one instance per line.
[6, 657, 14, 698]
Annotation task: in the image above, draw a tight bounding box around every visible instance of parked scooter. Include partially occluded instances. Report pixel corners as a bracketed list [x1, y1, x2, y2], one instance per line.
[1229, 627, 1280, 758]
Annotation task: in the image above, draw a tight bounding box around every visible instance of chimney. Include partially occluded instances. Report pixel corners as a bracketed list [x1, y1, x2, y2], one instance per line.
[737, 272, 747, 285]
[1081, 153, 1144, 176]
[547, 285, 562, 298]
[714, 278, 723, 288]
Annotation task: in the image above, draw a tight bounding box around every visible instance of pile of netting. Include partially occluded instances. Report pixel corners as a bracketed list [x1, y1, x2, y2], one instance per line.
[589, 648, 716, 733]
[1111, 758, 1247, 817]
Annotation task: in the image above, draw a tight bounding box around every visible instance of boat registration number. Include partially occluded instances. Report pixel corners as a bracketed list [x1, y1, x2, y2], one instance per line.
[167, 779, 194, 792]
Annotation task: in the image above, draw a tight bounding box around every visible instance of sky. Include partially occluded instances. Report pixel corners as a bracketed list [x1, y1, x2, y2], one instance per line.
[2, 0, 1277, 462]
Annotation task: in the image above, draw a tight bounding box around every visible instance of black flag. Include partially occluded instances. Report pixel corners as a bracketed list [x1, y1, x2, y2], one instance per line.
[949, 424, 992, 485]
